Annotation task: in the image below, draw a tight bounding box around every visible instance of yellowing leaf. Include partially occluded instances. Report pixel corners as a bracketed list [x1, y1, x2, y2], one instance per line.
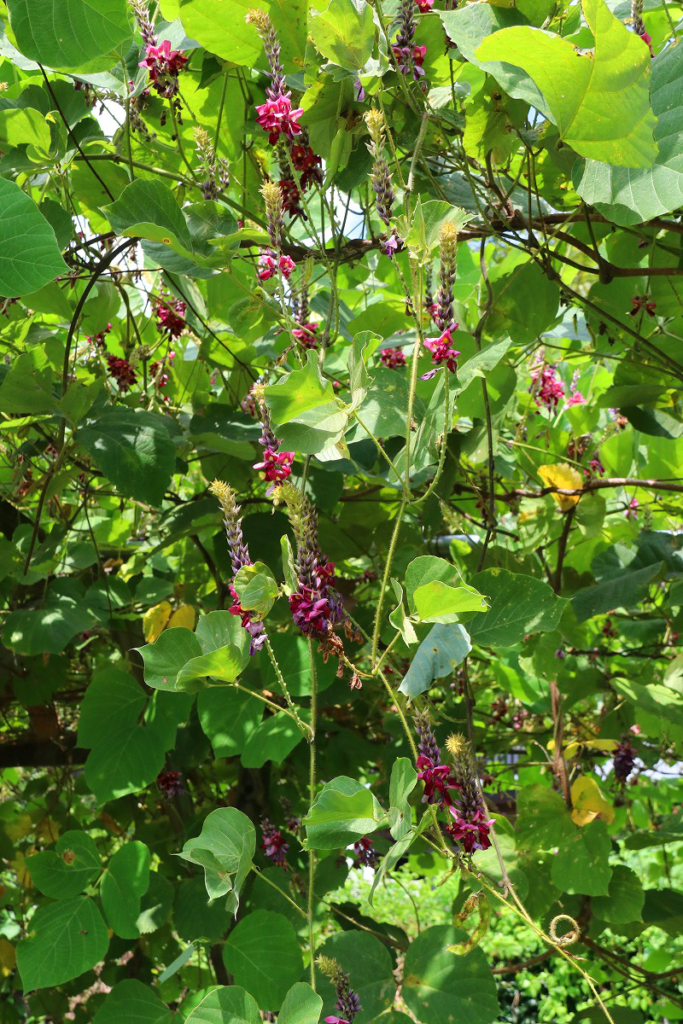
[571, 776, 615, 827]
[564, 738, 619, 759]
[4, 813, 33, 843]
[167, 604, 196, 630]
[0, 938, 16, 977]
[538, 464, 584, 511]
[143, 601, 172, 642]
[34, 818, 60, 844]
[12, 852, 33, 888]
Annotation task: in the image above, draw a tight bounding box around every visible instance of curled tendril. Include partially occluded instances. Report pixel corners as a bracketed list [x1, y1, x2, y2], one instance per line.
[549, 914, 580, 945]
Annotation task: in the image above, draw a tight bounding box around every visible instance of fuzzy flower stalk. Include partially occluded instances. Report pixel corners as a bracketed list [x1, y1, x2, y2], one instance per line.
[423, 224, 460, 375]
[444, 734, 494, 853]
[133, 1, 187, 99]
[193, 126, 229, 200]
[209, 480, 267, 654]
[316, 956, 362, 1024]
[631, 0, 653, 53]
[365, 109, 394, 228]
[247, 9, 303, 144]
[257, 181, 297, 282]
[272, 482, 348, 642]
[392, 0, 426, 80]
[253, 394, 294, 490]
[414, 710, 459, 806]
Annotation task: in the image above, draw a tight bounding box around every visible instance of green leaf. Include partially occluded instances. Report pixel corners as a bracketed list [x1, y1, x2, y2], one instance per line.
[304, 776, 385, 849]
[197, 688, 263, 758]
[0, 347, 59, 415]
[405, 555, 460, 612]
[101, 841, 151, 939]
[612, 678, 683, 729]
[176, 645, 248, 693]
[93, 980, 172, 1024]
[178, 808, 255, 909]
[315, 931, 395, 1019]
[182, 986, 261, 1024]
[174, 877, 231, 943]
[486, 262, 559, 344]
[466, 569, 566, 647]
[413, 581, 489, 623]
[309, 0, 374, 71]
[76, 409, 176, 507]
[0, 107, 50, 151]
[7, 0, 131, 69]
[474, 0, 657, 167]
[265, 352, 346, 455]
[240, 710, 308, 769]
[405, 199, 470, 257]
[17, 896, 109, 991]
[277, 983, 323, 1024]
[440, 4, 548, 112]
[135, 628, 203, 692]
[550, 820, 613, 896]
[77, 668, 168, 803]
[402, 925, 498, 1024]
[398, 624, 472, 700]
[260, 634, 338, 697]
[222, 910, 304, 1012]
[388, 758, 417, 841]
[177, 0, 306, 70]
[28, 831, 100, 899]
[514, 785, 576, 851]
[572, 563, 664, 622]
[2, 592, 96, 655]
[233, 561, 279, 619]
[592, 865, 644, 924]
[136, 872, 173, 935]
[0, 178, 67, 297]
[576, 44, 683, 225]
[106, 180, 194, 256]
[389, 579, 418, 646]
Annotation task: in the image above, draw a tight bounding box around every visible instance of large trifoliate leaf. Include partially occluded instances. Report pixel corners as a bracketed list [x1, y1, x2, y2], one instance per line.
[28, 832, 100, 900]
[0, 178, 67, 296]
[398, 623, 472, 699]
[304, 776, 386, 849]
[178, 807, 255, 911]
[402, 925, 499, 1024]
[182, 986, 261, 1024]
[76, 409, 176, 507]
[576, 43, 683, 224]
[17, 897, 109, 991]
[93, 980, 172, 1024]
[475, 0, 657, 167]
[7, 0, 132, 70]
[466, 569, 566, 647]
[309, 0, 375, 71]
[101, 842, 151, 939]
[222, 911, 304, 1012]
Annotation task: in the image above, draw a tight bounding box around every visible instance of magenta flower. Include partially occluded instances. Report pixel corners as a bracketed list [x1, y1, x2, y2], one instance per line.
[253, 447, 295, 483]
[155, 300, 186, 339]
[630, 295, 656, 316]
[325, 1018, 349, 1024]
[228, 584, 267, 652]
[139, 40, 187, 97]
[566, 392, 587, 407]
[256, 94, 304, 145]
[257, 251, 296, 282]
[416, 755, 459, 806]
[380, 348, 406, 368]
[392, 43, 427, 78]
[107, 355, 137, 392]
[625, 497, 639, 519]
[424, 327, 460, 373]
[446, 807, 495, 853]
[415, 0, 434, 8]
[529, 362, 565, 410]
[261, 819, 289, 867]
[292, 321, 319, 348]
[353, 836, 378, 869]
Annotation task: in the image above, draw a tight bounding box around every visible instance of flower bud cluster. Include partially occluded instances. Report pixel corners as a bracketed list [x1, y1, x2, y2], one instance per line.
[193, 126, 230, 200]
[316, 956, 362, 1024]
[364, 109, 395, 228]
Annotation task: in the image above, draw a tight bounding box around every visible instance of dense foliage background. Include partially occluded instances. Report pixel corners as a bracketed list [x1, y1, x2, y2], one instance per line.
[0, 0, 682, 1021]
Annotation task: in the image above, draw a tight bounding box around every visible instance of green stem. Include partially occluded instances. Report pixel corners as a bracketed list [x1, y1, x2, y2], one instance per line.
[251, 866, 307, 918]
[264, 637, 312, 737]
[370, 499, 407, 669]
[402, 259, 425, 497]
[307, 638, 318, 989]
